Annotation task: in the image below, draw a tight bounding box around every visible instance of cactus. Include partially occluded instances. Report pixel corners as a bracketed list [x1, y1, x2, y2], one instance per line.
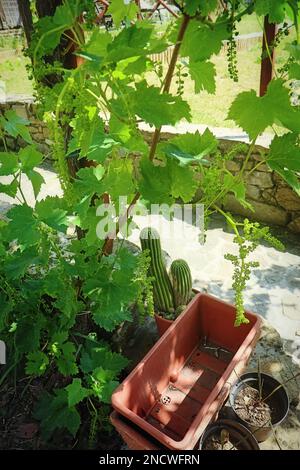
[170, 259, 193, 309]
[140, 227, 174, 313]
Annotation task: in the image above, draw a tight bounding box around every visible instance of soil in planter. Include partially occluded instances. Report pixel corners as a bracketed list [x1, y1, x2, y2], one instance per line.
[234, 385, 272, 428]
[203, 431, 237, 450]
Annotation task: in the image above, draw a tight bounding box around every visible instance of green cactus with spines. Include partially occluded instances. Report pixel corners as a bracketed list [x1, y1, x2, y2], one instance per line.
[140, 228, 193, 319]
[170, 259, 193, 309]
[140, 227, 174, 314]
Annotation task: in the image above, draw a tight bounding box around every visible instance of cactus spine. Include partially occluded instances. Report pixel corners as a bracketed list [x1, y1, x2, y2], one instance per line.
[140, 227, 174, 313]
[170, 259, 192, 309]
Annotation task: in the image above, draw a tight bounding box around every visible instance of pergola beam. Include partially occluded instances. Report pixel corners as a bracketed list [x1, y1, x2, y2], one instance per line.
[259, 15, 277, 96]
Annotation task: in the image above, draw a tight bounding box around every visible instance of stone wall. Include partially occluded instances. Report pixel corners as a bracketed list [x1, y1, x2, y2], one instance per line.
[0, 97, 51, 155]
[1, 99, 300, 233]
[218, 140, 300, 234]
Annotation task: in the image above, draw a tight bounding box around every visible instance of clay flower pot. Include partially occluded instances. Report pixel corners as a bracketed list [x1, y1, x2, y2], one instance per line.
[229, 372, 289, 442]
[199, 419, 260, 450]
[155, 289, 200, 337]
[112, 293, 261, 450]
[154, 313, 173, 337]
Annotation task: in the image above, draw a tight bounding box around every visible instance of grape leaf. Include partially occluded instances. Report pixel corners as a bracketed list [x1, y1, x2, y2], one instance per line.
[35, 196, 68, 232]
[0, 181, 18, 198]
[223, 174, 252, 209]
[27, 170, 45, 199]
[163, 128, 218, 166]
[101, 381, 119, 403]
[139, 157, 197, 203]
[181, 20, 229, 61]
[107, 23, 153, 62]
[5, 205, 40, 247]
[139, 158, 174, 204]
[19, 145, 43, 171]
[83, 249, 138, 331]
[1, 110, 32, 144]
[102, 159, 136, 203]
[0, 152, 19, 176]
[189, 60, 216, 94]
[56, 342, 78, 376]
[4, 246, 40, 280]
[16, 313, 46, 354]
[133, 81, 191, 127]
[80, 341, 128, 375]
[267, 133, 300, 195]
[288, 62, 300, 79]
[107, 0, 139, 28]
[184, 0, 218, 17]
[168, 158, 198, 202]
[228, 79, 300, 139]
[66, 379, 90, 407]
[34, 389, 81, 440]
[25, 351, 49, 376]
[254, 0, 288, 23]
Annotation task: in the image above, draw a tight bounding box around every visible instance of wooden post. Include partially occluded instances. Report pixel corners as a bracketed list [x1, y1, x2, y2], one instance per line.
[259, 15, 276, 96]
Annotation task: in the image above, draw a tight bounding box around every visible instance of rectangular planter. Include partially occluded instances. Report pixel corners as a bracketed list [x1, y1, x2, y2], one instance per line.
[112, 293, 261, 450]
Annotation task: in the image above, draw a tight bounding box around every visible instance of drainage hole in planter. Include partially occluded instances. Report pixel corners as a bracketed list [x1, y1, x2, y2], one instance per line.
[160, 395, 171, 405]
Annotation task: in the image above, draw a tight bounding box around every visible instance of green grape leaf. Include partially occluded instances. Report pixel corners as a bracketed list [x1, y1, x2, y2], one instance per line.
[0, 152, 19, 176]
[34, 2, 85, 58]
[101, 381, 119, 403]
[28, 170, 45, 199]
[0, 180, 18, 198]
[189, 60, 216, 94]
[35, 196, 68, 232]
[139, 158, 174, 204]
[107, 0, 139, 28]
[1, 110, 32, 143]
[228, 79, 300, 139]
[168, 158, 198, 202]
[83, 29, 112, 58]
[18, 145, 43, 171]
[80, 342, 128, 375]
[66, 379, 90, 407]
[254, 0, 288, 23]
[223, 174, 253, 209]
[163, 129, 218, 166]
[139, 156, 197, 203]
[108, 22, 152, 55]
[102, 159, 135, 203]
[74, 166, 105, 197]
[56, 342, 78, 376]
[285, 44, 300, 60]
[83, 249, 138, 331]
[25, 351, 49, 376]
[133, 81, 191, 127]
[34, 389, 81, 440]
[16, 313, 46, 354]
[5, 205, 40, 247]
[181, 20, 229, 61]
[288, 62, 300, 79]
[4, 246, 40, 279]
[267, 133, 300, 195]
[184, 0, 218, 16]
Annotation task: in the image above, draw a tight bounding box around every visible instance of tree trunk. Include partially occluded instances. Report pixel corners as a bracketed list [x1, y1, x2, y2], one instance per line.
[35, 0, 63, 18]
[17, 0, 33, 45]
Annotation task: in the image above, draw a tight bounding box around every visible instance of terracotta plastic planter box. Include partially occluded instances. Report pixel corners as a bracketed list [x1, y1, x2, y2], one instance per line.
[112, 293, 261, 450]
